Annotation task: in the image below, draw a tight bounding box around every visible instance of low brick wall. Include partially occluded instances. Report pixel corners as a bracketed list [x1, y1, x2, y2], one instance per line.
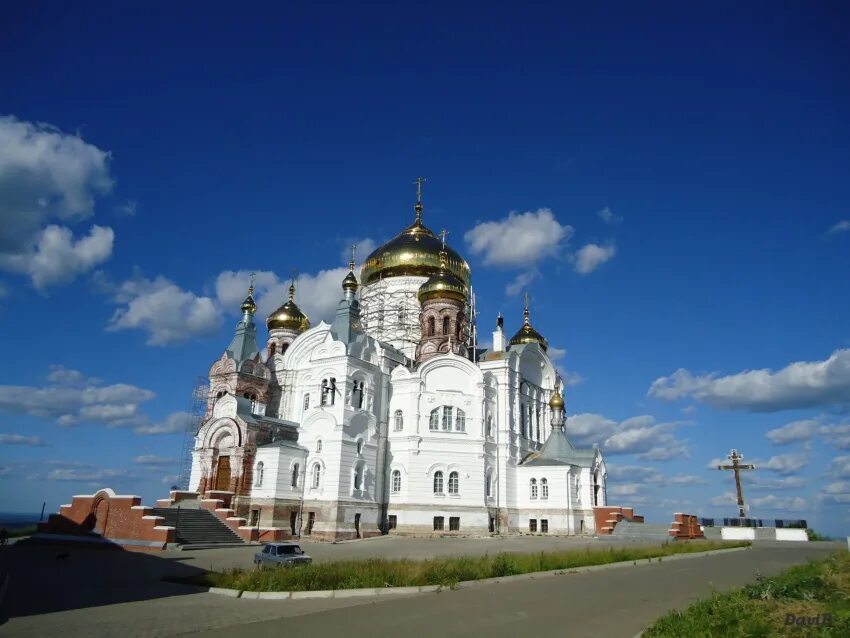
[36, 488, 175, 551]
[668, 513, 705, 539]
[593, 506, 641, 535]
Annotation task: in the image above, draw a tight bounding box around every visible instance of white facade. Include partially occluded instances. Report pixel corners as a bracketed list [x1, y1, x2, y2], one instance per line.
[188, 208, 607, 539]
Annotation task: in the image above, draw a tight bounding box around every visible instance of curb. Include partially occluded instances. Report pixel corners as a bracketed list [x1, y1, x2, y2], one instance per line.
[205, 545, 750, 600]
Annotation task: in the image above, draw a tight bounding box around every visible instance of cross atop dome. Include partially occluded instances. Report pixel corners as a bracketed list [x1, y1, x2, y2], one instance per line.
[413, 176, 427, 223]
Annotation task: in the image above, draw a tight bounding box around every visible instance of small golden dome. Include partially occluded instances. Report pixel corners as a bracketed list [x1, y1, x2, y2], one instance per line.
[342, 270, 359, 292]
[241, 285, 256, 315]
[418, 247, 468, 302]
[549, 389, 564, 409]
[509, 305, 548, 351]
[360, 208, 470, 286]
[267, 283, 310, 332]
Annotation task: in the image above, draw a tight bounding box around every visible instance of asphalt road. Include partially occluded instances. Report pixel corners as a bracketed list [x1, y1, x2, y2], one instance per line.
[193, 542, 842, 638]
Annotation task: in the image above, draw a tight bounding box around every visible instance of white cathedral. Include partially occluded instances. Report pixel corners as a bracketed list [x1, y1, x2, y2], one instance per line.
[189, 190, 608, 540]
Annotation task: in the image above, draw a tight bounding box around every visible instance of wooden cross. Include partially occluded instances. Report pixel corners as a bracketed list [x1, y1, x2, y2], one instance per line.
[717, 449, 756, 518]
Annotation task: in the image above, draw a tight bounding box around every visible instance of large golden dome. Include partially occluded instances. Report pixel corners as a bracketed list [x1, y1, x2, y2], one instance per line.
[360, 204, 471, 286]
[266, 283, 310, 332]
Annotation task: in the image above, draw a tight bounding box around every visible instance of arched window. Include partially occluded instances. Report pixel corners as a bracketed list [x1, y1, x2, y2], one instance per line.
[394, 409, 403, 431]
[269, 343, 276, 357]
[448, 471, 459, 495]
[485, 472, 493, 498]
[441, 405, 452, 431]
[486, 415, 493, 438]
[442, 316, 450, 335]
[320, 380, 330, 406]
[254, 461, 264, 486]
[216, 390, 225, 399]
[356, 439, 363, 455]
[455, 409, 466, 432]
[391, 469, 401, 493]
[352, 381, 364, 409]
[316, 439, 323, 453]
[541, 478, 549, 500]
[303, 394, 310, 411]
[427, 316, 435, 336]
[311, 463, 321, 488]
[530, 478, 538, 499]
[353, 462, 364, 490]
[291, 463, 299, 488]
[433, 471, 444, 494]
[280, 343, 289, 355]
[429, 408, 439, 431]
[520, 405, 527, 437]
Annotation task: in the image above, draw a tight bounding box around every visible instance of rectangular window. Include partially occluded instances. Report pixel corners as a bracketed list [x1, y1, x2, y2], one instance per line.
[449, 516, 460, 531]
[306, 511, 315, 534]
[520, 405, 526, 437]
[430, 410, 439, 431]
[529, 518, 537, 533]
[388, 515, 397, 530]
[250, 509, 260, 526]
[455, 409, 465, 432]
[541, 519, 549, 534]
[303, 394, 310, 411]
[442, 405, 452, 431]
[433, 516, 444, 531]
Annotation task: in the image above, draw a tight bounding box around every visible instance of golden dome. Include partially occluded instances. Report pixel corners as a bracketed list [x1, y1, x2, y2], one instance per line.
[549, 388, 564, 409]
[241, 284, 256, 315]
[360, 204, 471, 286]
[342, 270, 359, 292]
[266, 283, 310, 332]
[509, 305, 548, 351]
[418, 247, 468, 303]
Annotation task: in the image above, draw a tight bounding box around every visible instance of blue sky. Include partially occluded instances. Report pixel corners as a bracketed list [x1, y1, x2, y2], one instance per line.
[1, 2, 849, 536]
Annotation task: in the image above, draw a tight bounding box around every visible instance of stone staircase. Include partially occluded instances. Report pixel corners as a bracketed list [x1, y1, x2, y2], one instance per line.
[151, 507, 245, 547]
[607, 521, 674, 542]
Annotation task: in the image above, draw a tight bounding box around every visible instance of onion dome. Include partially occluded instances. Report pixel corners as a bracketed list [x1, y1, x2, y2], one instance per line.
[418, 245, 468, 303]
[241, 284, 256, 315]
[342, 255, 359, 293]
[266, 281, 310, 332]
[509, 302, 548, 351]
[360, 197, 471, 286]
[549, 387, 564, 409]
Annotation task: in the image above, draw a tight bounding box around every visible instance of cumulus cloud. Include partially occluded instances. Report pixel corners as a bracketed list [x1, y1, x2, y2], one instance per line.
[464, 208, 573, 267]
[115, 199, 137, 217]
[47, 466, 133, 482]
[755, 450, 810, 476]
[0, 433, 47, 446]
[820, 481, 850, 505]
[749, 475, 806, 490]
[133, 412, 191, 436]
[566, 412, 689, 460]
[765, 419, 820, 445]
[827, 220, 850, 235]
[574, 243, 616, 275]
[0, 115, 115, 287]
[0, 365, 155, 428]
[608, 483, 640, 497]
[820, 423, 850, 450]
[648, 349, 850, 412]
[1, 224, 114, 288]
[827, 455, 850, 479]
[133, 455, 177, 465]
[341, 238, 377, 264]
[750, 494, 806, 511]
[709, 492, 737, 507]
[107, 274, 220, 346]
[605, 464, 702, 485]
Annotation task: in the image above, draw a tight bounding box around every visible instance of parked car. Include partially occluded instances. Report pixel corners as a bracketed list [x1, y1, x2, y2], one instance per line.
[254, 542, 312, 568]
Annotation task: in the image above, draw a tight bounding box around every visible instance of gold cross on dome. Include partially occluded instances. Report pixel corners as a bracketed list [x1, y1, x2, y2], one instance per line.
[349, 244, 357, 270]
[524, 292, 530, 309]
[248, 271, 256, 292]
[439, 229, 449, 249]
[414, 176, 426, 204]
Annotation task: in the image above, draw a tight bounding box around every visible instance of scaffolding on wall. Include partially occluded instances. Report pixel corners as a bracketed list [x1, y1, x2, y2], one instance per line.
[176, 376, 209, 491]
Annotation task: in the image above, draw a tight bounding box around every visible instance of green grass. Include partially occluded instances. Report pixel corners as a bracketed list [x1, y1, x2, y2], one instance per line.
[6, 524, 37, 538]
[188, 540, 749, 592]
[643, 550, 850, 637]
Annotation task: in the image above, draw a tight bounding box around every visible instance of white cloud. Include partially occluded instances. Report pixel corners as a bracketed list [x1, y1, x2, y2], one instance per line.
[107, 275, 220, 346]
[115, 199, 137, 217]
[668, 474, 706, 485]
[574, 243, 616, 275]
[820, 481, 850, 505]
[133, 455, 177, 465]
[342, 238, 377, 264]
[0, 115, 112, 252]
[765, 419, 820, 445]
[47, 466, 132, 482]
[464, 208, 573, 267]
[505, 270, 537, 296]
[709, 492, 737, 507]
[755, 450, 810, 476]
[827, 220, 850, 235]
[133, 412, 190, 435]
[0, 366, 155, 428]
[827, 455, 850, 479]
[0, 434, 47, 446]
[608, 483, 641, 497]
[820, 423, 850, 450]
[566, 412, 689, 460]
[648, 349, 850, 412]
[597, 206, 622, 225]
[750, 475, 806, 490]
[750, 494, 806, 511]
[1, 224, 113, 289]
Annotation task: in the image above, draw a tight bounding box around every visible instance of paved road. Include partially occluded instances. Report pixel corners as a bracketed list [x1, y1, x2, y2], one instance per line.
[0, 541, 842, 637]
[194, 542, 842, 638]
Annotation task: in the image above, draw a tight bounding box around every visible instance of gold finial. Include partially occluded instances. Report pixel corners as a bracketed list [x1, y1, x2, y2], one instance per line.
[349, 243, 357, 272]
[248, 271, 256, 295]
[413, 176, 426, 223]
[437, 229, 449, 270]
[523, 292, 531, 325]
[289, 269, 297, 301]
